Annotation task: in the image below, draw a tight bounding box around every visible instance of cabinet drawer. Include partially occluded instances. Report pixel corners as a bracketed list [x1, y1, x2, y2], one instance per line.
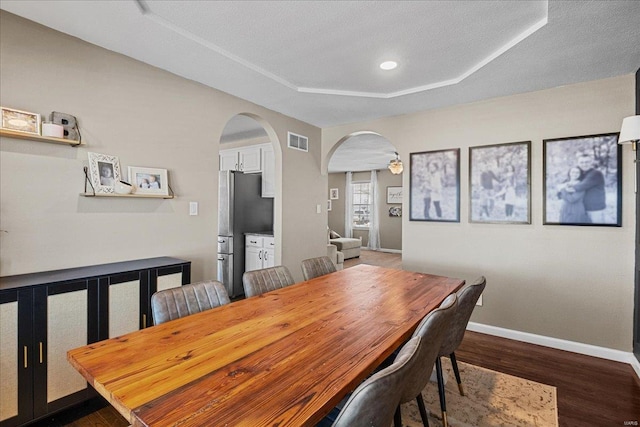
[245, 235, 263, 248]
[263, 237, 275, 249]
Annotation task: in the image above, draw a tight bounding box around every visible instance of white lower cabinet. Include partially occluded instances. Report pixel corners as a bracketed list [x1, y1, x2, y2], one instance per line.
[245, 235, 275, 271]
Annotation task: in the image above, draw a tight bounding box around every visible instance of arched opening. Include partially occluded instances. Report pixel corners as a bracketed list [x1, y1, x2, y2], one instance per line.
[217, 113, 282, 298]
[326, 131, 403, 263]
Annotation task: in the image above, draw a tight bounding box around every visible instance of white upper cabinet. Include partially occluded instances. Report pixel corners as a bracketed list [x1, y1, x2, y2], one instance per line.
[219, 145, 261, 172]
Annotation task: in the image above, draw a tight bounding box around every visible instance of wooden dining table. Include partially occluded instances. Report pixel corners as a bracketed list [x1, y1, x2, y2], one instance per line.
[67, 264, 464, 427]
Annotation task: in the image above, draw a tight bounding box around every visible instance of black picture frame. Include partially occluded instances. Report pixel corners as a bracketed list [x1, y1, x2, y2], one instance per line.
[409, 148, 460, 222]
[543, 133, 621, 226]
[469, 141, 531, 224]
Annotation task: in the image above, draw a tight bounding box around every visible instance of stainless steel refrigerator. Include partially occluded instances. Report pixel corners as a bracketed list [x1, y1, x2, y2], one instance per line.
[217, 170, 273, 298]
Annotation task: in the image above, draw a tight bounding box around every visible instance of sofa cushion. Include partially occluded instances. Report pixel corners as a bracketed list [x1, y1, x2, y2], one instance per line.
[330, 237, 361, 251]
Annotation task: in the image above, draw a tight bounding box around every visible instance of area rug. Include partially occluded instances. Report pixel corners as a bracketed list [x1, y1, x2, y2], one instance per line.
[400, 358, 558, 427]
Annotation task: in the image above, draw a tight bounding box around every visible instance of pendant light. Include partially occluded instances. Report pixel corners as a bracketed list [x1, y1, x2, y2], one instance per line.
[388, 151, 403, 174]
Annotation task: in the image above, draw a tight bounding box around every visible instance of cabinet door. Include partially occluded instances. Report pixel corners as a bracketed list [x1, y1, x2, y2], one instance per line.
[0, 289, 33, 427]
[263, 248, 275, 268]
[261, 145, 275, 198]
[245, 246, 263, 272]
[219, 150, 239, 171]
[99, 271, 146, 339]
[32, 279, 99, 418]
[238, 146, 261, 173]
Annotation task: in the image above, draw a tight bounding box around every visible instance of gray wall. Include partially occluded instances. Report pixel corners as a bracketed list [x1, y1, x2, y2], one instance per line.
[0, 11, 327, 283]
[323, 75, 636, 352]
[328, 170, 402, 251]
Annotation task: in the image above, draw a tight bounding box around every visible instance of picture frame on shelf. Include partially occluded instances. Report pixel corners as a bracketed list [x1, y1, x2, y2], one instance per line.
[1, 106, 41, 135]
[88, 152, 121, 194]
[129, 166, 170, 196]
[330, 188, 339, 200]
[386, 186, 403, 204]
[409, 148, 460, 222]
[543, 133, 621, 226]
[469, 141, 531, 224]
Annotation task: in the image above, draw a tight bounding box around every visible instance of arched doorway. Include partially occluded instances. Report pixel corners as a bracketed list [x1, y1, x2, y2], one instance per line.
[326, 132, 403, 259]
[217, 113, 282, 298]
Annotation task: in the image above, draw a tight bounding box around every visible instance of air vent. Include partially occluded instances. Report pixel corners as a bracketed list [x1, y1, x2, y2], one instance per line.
[287, 132, 308, 152]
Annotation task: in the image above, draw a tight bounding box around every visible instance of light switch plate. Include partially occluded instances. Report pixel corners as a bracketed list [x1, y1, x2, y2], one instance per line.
[189, 202, 198, 216]
[316, 204, 321, 214]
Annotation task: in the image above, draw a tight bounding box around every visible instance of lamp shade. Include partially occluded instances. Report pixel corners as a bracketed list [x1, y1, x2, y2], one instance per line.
[619, 115, 640, 144]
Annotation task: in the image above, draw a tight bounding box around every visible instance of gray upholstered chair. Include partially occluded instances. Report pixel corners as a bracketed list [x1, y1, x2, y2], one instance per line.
[301, 256, 337, 280]
[151, 280, 230, 325]
[242, 265, 295, 298]
[320, 294, 458, 427]
[330, 336, 424, 427]
[435, 276, 486, 427]
[397, 293, 458, 427]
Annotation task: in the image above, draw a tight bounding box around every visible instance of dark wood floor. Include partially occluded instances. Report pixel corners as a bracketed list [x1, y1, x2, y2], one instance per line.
[32, 250, 640, 426]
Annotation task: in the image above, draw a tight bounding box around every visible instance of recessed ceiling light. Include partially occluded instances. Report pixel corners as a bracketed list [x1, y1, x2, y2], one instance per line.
[379, 61, 398, 71]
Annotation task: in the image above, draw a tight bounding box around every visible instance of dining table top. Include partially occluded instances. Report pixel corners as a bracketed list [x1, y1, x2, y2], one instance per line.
[67, 264, 465, 427]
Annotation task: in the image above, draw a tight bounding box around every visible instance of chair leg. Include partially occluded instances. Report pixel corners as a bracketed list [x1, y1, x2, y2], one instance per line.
[416, 393, 430, 427]
[435, 357, 448, 427]
[394, 405, 402, 427]
[449, 352, 465, 396]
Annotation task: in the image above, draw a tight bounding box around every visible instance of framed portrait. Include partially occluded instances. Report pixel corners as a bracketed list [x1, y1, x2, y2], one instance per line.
[389, 206, 402, 217]
[327, 199, 332, 211]
[1, 106, 41, 135]
[330, 188, 339, 200]
[543, 133, 621, 226]
[469, 141, 531, 224]
[410, 148, 460, 222]
[128, 166, 169, 196]
[88, 152, 121, 194]
[386, 186, 403, 204]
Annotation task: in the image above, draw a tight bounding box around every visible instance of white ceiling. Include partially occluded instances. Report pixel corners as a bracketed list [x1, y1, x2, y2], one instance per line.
[2, 0, 639, 171]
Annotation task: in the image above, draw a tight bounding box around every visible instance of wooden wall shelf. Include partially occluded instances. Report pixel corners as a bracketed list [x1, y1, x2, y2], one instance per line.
[0, 128, 84, 146]
[80, 193, 174, 199]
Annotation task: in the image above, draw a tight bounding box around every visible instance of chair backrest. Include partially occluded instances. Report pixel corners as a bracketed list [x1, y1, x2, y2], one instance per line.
[399, 293, 458, 404]
[301, 256, 337, 280]
[439, 276, 486, 356]
[242, 265, 295, 298]
[151, 280, 230, 325]
[332, 336, 423, 427]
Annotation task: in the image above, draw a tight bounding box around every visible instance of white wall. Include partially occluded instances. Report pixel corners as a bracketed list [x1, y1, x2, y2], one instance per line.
[0, 11, 327, 283]
[323, 75, 636, 351]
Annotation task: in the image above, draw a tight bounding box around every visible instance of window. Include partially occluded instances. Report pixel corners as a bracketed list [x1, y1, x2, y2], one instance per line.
[352, 181, 371, 228]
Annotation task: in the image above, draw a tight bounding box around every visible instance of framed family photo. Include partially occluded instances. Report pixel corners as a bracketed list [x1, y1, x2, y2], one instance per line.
[469, 141, 531, 224]
[128, 166, 169, 196]
[543, 133, 621, 226]
[409, 148, 460, 222]
[1, 106, 41, 135]
[88, 152, 121, 194]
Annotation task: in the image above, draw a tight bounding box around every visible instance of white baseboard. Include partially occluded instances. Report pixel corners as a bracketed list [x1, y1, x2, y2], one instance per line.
[467, 322, 640, 379]
[362, 247, 402, 254]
